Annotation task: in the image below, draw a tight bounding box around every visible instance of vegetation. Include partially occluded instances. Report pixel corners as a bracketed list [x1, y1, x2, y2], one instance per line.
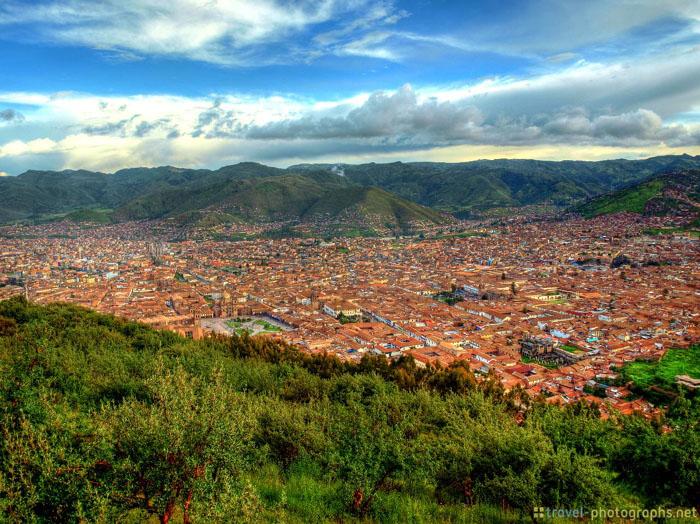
[291, 155, 700, 212]
[559, 344, 582, 354]
[574, 169, 700, 219]
[4, 155, 700, 224]
[303, 186, 446, 226]
[0, 297, 699, 523]
[433, 289, 464, 306]
[225, 318, 284, 336]
[63, 208, 114, 224]
[575, 179, 665, 218]
[617, 347, 700, 391]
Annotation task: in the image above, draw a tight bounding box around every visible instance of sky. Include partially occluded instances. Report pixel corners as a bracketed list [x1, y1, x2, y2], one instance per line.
[0, 0, 700, 175]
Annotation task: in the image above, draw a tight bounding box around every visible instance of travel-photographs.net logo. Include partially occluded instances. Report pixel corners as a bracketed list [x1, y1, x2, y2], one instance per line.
[533, 506, 698, 521]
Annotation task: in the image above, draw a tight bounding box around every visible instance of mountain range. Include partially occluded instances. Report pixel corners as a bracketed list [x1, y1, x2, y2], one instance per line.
[290, 154, 700, 215]
[1, 154, 700, 226]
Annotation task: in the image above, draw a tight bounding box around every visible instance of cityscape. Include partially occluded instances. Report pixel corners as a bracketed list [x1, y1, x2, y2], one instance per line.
[1, 0, 700, 522]
[1, 200, 698, 419]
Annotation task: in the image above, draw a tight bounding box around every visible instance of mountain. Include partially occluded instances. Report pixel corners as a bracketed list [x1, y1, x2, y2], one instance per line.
[116, 170, 447, 229]
[3, 154, 700, 224]
[302, 185, 447, 225]
[574, 170, 700, 219]
[289, 154, 700, 213]
[0, 162, 285, 223]
[114, 172, 333, 221]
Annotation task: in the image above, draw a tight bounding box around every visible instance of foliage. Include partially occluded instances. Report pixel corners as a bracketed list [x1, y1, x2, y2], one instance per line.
[575, 179, 664, 218]
[619, 348, 700, 390]
[0, 297, 698, 523]
[574, 169, 700, 219]
[5, 155, 700, 224]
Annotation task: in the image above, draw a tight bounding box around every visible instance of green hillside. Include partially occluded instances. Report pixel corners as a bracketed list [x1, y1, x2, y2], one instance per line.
[115, 172, 446, 229]
[115, 173, 344, 221]
[574, 170, 700, 219]
[63, 208, 114, 224]
[1, 297, 699, 523]
[289, 154, 700, 212]
[3, 155, 700, 223]
[0, 163, 286, 223]
[303, 186, 447, 226]
[575, 179, 665, 217]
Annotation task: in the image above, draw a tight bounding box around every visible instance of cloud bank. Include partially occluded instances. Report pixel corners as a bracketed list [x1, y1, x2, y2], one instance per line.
[0, 1, 699, 174]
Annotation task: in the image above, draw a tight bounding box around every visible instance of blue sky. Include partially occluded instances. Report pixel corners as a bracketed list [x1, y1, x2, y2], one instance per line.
[0, 0, 699, 174]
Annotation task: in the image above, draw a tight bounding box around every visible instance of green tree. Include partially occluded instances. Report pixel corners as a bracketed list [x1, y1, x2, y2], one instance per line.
[104, 363, 259, 523]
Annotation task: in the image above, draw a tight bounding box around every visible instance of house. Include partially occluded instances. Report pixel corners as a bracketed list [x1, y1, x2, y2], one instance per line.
[323, 300, 361, 318]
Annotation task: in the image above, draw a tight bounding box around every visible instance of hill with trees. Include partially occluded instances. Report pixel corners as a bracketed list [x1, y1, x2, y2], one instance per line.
[574, 170, 700, 219]
[0, 297, 698, 523]
[114, 171, 447, 229]
[290, 154, 700, 214]
[3, 154, 700, 224]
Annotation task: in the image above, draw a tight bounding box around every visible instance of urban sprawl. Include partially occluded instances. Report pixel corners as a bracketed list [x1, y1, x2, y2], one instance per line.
[1, 211, 698, 419]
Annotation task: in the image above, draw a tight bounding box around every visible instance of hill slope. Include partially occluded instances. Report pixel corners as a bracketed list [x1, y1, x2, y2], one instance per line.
[574, 170, 700, 219]
[1, 297, 698, 522]
[0, 162, 285, 223]
[3, 154, 700, 223]
[115, 171, 446, 229]
[302, 186, 447, 225]
[289, 154, 700, 212]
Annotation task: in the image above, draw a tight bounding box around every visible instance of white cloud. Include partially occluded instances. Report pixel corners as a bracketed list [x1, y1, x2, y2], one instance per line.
[0, 138, 58, 157]
[1, 46, 700, 173]
[0, 0, 404, 65]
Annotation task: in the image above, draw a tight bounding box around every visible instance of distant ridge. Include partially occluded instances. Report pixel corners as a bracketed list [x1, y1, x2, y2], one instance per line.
[1, 154, 700, 224]
[288, 154, 700, 213]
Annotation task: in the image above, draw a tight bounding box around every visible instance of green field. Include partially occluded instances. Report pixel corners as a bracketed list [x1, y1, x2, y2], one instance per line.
[253, 319, 283, 332]
[620, 346, 700, 390]
[642, 228, 700, 237]
[559, 344, 582, 354]
[427, 231, 489, 240]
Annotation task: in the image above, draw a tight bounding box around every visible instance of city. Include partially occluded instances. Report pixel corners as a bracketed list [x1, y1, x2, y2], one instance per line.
[2, 0, 700, 521]
[2, 207, 697, 420]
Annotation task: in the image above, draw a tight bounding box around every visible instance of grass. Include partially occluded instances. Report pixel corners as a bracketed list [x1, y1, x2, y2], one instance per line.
[428, 231, 489, 240]
[64, 207, 114, 224]
[559, 344, 582, 354]
[620, 346, 700, 390]
[253, 320, 284, 332]
[211, 232, 252, 242]
[577, 179, 664, 218]
[319, 224, 378, 238]
[642, 228, 700, 237]
[249, 461, 526, 524]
